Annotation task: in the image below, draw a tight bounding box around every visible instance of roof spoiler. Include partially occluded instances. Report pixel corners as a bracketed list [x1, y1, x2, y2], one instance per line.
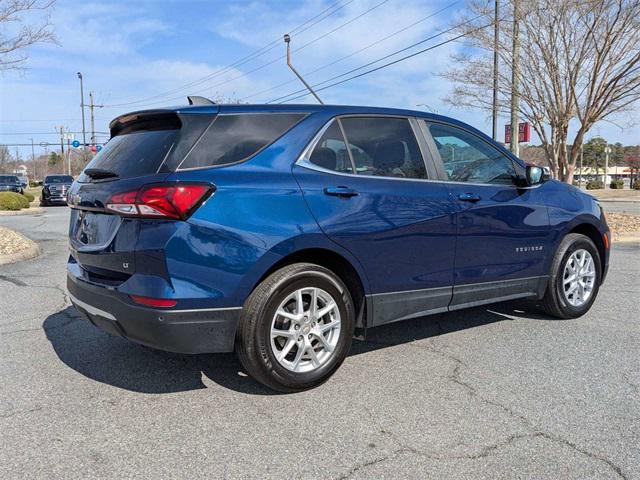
[187, 96, 216, 106]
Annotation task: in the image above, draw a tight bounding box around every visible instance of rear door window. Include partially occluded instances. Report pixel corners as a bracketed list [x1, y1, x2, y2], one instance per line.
[179, 113, 305, 170]
[339, 117, 427, 179]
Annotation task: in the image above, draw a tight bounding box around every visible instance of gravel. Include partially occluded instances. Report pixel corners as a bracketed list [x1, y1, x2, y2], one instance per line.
[0, 226, 36, 256]
[606, 213, 640, 240]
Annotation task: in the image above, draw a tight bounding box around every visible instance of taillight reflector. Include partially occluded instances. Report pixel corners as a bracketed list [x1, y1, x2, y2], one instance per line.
[130, 295, 177, 308]
[106, 183, 213, 220]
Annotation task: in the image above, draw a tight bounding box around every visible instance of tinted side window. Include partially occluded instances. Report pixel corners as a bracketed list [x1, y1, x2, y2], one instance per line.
[427, 123, 517, 185]
[308, 121, 354, 173]
[340, 117, 427, 179]
[180, 113, 305, 169]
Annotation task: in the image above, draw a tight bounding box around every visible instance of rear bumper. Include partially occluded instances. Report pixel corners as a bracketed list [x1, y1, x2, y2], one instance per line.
[67, 272, 241, 354]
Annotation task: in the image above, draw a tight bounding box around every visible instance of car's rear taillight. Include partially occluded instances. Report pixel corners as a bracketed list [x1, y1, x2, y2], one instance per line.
[106, 183, 213, 220]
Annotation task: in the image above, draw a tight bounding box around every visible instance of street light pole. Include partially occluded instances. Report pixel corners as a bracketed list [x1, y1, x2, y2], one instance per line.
[509, 0, 520, 156]
[77, 72, 87, 150]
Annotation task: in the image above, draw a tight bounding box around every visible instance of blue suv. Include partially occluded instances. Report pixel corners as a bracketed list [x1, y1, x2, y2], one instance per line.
[67, 103, 610, 391]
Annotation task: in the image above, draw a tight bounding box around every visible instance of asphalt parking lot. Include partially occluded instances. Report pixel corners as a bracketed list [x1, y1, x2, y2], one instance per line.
[1, 206, 638, 479]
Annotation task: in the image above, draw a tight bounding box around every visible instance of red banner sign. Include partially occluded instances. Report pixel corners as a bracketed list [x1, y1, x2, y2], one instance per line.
[505, 122, 531, 143]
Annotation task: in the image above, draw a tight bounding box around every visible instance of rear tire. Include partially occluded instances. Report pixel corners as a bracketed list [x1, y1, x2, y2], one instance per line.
[235, 263, 355, 392]
[540, 233, 601, 319]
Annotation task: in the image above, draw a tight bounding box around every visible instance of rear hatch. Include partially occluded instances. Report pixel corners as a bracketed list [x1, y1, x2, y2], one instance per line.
[68, 109, 216, 282]
[68, 106, 306, 286]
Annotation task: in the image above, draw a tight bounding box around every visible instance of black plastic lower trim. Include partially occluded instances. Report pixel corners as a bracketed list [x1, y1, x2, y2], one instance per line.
[67, 273, 241, 354]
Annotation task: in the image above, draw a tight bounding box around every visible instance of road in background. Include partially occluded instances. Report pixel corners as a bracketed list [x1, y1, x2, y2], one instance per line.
[1, 208, 638, 479]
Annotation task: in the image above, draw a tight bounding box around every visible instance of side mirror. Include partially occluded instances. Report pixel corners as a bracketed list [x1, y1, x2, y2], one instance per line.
[526, 165, 545, 186]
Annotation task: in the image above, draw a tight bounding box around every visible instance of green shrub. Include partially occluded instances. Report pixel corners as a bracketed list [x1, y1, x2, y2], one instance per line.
[586, 180, 604, 190]
[22, 191, 35, 202]
[633, 182, 640, 190]
[0, 192, 30, 210]
[609, 180, 624, 189]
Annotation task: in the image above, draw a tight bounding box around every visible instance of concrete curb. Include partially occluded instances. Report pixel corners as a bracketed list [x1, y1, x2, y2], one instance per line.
[0, 242, 41, 266]
[0, 207, 44, 216]
[613, 232, 640, 243]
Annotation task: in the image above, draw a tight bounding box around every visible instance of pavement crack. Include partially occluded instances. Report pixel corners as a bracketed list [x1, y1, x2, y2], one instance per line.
[1, 310, 79, 336]
[0, 275, 27, 286]
[334, 449, 410, 480]
[535, 431, 628, 480]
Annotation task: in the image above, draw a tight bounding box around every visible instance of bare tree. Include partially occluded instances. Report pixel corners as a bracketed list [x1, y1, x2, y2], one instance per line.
[442, 0, 640, 183]
[0, 0, 56, 71]
[0, 144, 12, 172]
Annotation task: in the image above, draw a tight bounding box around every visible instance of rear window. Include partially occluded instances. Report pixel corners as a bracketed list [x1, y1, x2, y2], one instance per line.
[45, 175, 73, 183]
[80, 129, 178, 181]
[178, 113, 305, 170]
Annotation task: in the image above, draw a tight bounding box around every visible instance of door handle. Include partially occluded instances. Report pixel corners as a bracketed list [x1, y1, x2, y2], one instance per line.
[458, 193, 481, 203]
[324, 186, 359, 198]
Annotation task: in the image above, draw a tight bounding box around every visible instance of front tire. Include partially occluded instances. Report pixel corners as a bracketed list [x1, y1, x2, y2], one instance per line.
[541, 233, 601, 319]
[235, 263, 355, 392]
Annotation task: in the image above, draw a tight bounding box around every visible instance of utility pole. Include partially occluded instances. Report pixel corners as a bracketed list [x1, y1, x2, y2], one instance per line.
[77, 72, 87, 150]
[67, 137, 71, 176]
[492, 0, 500, 141]
[57, 126, 65, 157]
[604, 144, 611, 189]
[88, 92, 104, 146]
[509, 0, 520, 156]
[29, 138, 36, 181]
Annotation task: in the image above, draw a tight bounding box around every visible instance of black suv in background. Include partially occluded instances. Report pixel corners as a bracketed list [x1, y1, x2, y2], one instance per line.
[0, 175, 23, 194]
[41, 175, 74, 206]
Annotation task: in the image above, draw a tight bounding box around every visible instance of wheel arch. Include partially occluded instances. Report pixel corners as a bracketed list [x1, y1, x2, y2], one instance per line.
[256, 248, 368, 328]
[568, 222, 607, 281]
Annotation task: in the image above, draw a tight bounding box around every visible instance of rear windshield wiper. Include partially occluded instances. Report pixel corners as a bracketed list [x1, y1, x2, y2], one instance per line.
[84, 168, 119, 180]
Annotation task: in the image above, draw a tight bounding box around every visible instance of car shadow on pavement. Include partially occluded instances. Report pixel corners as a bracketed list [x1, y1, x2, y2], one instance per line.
[43, 300, 552, 396]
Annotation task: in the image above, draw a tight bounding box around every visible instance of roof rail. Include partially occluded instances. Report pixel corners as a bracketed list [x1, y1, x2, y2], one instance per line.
[187, 96, 216, 106]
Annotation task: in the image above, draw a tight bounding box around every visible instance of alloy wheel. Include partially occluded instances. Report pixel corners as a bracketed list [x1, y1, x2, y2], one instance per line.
[270, 287, 341, 373]
[562, 249, 596, 307]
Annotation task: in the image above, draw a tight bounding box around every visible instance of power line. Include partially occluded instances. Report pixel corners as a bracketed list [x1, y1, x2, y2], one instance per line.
[104, 0, 391, 110]
[242, 1, 458, 102]
[290, 0, 390, 52]
[273, 18, 494, 104]
[0, 142, 107, 147]
[103, 0, 356, 108]
[267, 12, 486, 104]
[0, 131, 109, 136]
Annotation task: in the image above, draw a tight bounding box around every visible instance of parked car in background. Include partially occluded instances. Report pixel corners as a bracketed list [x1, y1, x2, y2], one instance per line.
[66, 102, 611, 392]
[0, 175, 23, 194]
[17, 176, 29, 189]
[41, 175, 74, 206]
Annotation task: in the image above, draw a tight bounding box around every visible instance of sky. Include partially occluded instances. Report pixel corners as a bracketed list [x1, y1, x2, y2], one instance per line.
[0, 0, 638, 160]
